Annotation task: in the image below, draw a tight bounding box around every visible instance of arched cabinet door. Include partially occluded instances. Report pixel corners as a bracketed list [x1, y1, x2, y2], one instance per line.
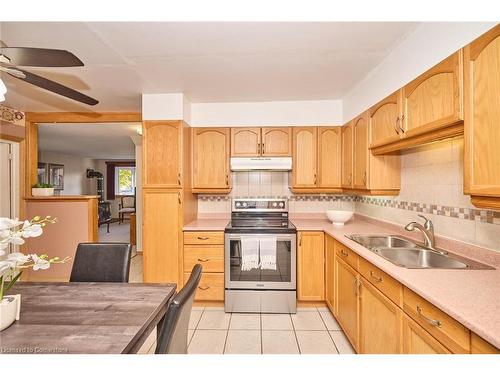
[143, 120, 182, 188]
[402, 50, 463, 138]
[292, 127, 317, 188]
[353, 113, 369, 189]
[192, 128, 231, 191]
[464, 24, 500, 209]
[318, 127, 342, 188]
[341, 123, 353, 188]
[261, 127, 291, 156]
[231, 127, 261, 157]
[369, 90, 403, 148]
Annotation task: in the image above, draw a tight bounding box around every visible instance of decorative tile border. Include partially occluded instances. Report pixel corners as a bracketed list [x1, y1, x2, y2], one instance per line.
[356, 196, 500, 225]
[198, 194, 500, 225]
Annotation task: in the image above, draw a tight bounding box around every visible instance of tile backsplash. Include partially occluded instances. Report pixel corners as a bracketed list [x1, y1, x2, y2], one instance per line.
[197, 136, 499, 252]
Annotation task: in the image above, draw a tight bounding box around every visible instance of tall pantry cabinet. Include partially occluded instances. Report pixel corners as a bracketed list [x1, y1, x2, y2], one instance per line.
[142, 120, 197, 285]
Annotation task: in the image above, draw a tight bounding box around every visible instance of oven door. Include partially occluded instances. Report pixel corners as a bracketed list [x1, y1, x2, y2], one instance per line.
[225, 233, 296, 290]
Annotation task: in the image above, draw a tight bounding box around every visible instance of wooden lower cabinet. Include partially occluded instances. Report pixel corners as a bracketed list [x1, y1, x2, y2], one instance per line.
[335, 256, 359, 350]
[359, 278, 403, 353]
[184, 272, 224, 301]
[403, 314, 451, 354]
[297, 231, 325, 301]
[471, 333, 500, 354]
[325, 235, 335, 313]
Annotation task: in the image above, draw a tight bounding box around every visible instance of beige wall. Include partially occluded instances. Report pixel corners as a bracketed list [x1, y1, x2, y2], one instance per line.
[356, 137, 500, 252]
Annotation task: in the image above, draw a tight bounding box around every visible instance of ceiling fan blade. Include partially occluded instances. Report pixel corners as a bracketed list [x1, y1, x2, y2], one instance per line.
[8, 68, 98, 106]
[0, 47, 84, 67]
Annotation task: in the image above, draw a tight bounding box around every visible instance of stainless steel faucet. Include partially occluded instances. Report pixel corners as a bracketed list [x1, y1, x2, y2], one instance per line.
[405, 215, 446, 254]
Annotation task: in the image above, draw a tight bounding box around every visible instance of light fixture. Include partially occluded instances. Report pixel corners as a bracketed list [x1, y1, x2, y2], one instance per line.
[0, 78, 6, 102]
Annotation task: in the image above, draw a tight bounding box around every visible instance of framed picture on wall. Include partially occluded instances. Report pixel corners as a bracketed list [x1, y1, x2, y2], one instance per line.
[49, 163, 64, 190]
[37, 163, 49, 184]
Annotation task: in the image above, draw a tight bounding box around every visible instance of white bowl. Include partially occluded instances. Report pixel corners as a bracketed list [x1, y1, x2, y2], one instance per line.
[326, 210, 354, 226]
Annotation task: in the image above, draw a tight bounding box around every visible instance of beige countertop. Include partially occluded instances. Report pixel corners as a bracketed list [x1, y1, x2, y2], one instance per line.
[183, 219, 229, 231]
[290, 216, 500, 349]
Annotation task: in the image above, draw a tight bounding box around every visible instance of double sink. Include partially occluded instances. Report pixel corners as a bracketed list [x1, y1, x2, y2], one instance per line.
[348, 234, 494, 270]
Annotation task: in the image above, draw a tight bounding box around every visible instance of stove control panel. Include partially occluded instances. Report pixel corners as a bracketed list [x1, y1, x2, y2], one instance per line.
[233, 199, 287, 211]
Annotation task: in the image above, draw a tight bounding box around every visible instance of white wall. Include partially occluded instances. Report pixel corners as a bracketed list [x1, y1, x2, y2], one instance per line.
[38, 151, 97, 196]
[142, 93, 186, 120]
[191, 99, 343, 126]
[342, 22, 497, 121]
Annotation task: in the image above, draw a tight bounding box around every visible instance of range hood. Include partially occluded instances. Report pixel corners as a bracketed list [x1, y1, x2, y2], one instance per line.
[230, 157, 292, 171]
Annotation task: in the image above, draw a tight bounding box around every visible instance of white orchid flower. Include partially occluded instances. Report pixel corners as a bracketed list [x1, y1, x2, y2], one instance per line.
[21, 222, 43, 238]
[30, 254, 51, 271]
[7, 252, 31, 266]
[0, 218, 23, 231]
[8, 232, 26, 246]
[0, 260, 13, 276]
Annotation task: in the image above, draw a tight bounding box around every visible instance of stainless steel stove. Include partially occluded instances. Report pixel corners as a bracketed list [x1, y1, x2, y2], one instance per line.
[224, 198, 297, 313]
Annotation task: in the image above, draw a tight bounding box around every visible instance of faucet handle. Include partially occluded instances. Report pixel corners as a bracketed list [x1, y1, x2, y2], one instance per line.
[418, 214, 433, 230]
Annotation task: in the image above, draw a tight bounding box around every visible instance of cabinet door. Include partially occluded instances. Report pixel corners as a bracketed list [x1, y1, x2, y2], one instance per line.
[353, 113, 369, 189]
[369, 90, 402, 148]
[335, 257, 359, 350]
[143, 189, 181, 284]
[341, 123, 353, 188]
[143, 121, 182, 188]
[318, 127, 342, 188]
[402, 50, 463, 138]
[261, 127, 291, 156]
[192, 128, 230, 190]
[464, 25, 500, 202]
[402, 314, 450, 354]
[359, 278, 403, 354]
[292, 127, 318, 188]
[325, 235, 335, 313]
[297, 231, 324, 301]
[231, 127, 261, 157]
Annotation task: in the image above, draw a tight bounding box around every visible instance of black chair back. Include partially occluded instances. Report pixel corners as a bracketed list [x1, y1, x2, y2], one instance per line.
[69, 243, 132, 282]
[155, 264, 202, 354]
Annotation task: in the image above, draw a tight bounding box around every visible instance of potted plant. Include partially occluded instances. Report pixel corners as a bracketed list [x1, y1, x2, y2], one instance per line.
[31, 183, 55, 197]
[0, 216, 68, 331]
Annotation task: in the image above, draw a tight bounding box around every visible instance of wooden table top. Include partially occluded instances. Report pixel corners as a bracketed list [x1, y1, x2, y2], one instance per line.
[0, 282, 176, 354]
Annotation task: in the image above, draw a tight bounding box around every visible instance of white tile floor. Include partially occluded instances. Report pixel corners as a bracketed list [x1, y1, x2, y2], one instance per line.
[186, 306, 355, 354]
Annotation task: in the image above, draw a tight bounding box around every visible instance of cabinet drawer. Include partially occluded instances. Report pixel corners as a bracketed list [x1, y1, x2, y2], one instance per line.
[359, 257, 403, 307]
[335, 241, 359, 271]
[184, 231, 224, 245]
[185, 272, 224, 301]
[184, 245, 224, 273]
[403, 287, 470, 353]
[471, 333, 500, 354]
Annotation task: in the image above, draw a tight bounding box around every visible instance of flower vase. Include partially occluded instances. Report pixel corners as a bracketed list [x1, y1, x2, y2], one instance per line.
[0, 294, 21, 331]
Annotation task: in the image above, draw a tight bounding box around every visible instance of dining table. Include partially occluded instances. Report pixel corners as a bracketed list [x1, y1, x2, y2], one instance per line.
[0, 282, 176, 354]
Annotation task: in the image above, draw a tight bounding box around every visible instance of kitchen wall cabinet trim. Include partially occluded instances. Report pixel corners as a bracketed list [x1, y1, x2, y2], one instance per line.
[464, 24, 500, 208]
[297, 231, 325, 301]
[192, 127, 231, 193]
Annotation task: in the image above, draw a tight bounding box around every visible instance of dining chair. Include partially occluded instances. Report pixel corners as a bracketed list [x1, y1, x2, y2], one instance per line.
[69, 243, 132, 282]
[118, 194, 136, 224]
[155, 264, 202, 354]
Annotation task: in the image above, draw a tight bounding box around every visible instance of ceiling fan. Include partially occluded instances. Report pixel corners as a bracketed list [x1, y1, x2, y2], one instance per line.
[0, 41, 99, 106]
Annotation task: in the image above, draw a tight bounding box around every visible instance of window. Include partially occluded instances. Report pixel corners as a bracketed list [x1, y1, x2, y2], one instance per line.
[114, 166, 136, 195]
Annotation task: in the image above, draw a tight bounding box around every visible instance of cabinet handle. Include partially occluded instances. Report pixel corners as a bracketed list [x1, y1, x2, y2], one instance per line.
[399, 115, 406, 133]
[314, 173, 317, 185]
[416, 306, 442, 327]
[363, 171, 367, 186]
[353, 277, 359, 296]
[178, 192, 182, 204]
[197, 236, 209, 240]
[262, 143, 265, 154]
[340, 249, 348, 257]
[348, 174, 352, 185]
[197, 258, 210, 262]
[257, 142, 260, 154]
[178, 173, 181, 185]
[395, 117, 401, 135]
[226, 174, 229, 186]
[198, 286, 210, 291]
[370, 271, 383, 282]
[299, 234, 302, 247]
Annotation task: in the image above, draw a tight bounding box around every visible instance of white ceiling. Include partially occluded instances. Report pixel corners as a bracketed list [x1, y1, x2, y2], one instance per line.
[0, 22, 419, 112]
[38, 122, 141, 159]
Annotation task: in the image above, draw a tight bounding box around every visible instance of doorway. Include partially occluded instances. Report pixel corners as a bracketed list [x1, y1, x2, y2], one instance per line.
[0, 139, 20, 254]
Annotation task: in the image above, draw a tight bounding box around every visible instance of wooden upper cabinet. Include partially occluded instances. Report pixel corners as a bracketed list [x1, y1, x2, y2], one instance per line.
[341, 122, 353, 188]
[402, 50, 463, 138]
[353, 113, 369, 189]
[261, 127, 292, 156]
[143, 120, 182, 188]
[192, 128, 230, 192]
[231, 127, 261, 156]
[292, 127, 318, 188]
[369, 90, 403, 148]
[464, 25, 500, 209]
[297, 231, 325, 301]
[359, 278, 403, 354]
[318, 127, 342, 188]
